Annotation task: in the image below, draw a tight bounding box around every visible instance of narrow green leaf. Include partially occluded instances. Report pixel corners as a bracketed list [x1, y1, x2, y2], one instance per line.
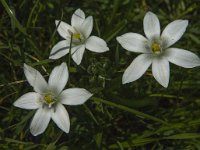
[105, 20, 127, 42]
[1, 0, 27, 35]
[92, 97, 168, 124]
[163, 133, 200, 140]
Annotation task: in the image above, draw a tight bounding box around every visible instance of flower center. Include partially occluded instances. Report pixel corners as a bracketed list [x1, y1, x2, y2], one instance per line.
[68, 29, 84, 43]
[44, 94, 55, 107]
[73, 32, 81, 40]
[151, 42, 161, 54]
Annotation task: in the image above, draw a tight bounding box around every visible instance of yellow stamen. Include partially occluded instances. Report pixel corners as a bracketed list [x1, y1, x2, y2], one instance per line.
[73, 32, 81, 40]
[44, 95, 54, 105]
[151, 42, 161, 54]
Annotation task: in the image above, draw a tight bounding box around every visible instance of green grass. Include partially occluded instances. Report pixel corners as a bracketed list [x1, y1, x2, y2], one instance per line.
[1, 0, 200, 149]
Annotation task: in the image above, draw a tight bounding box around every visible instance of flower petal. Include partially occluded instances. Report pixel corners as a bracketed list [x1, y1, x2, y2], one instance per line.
[161, 20, 188, 48]
[80, 16, 93, 38]
[60, 88, 92, 105]
[143, 11, 160, 40]
[30, 107, 51, 136]
[24, 64, 48, 94]
[14, 92, 42, 109]
[165, 48, 200, 68]
[55, 20, 74, 40]
[122, 54, 153, 84]
[51, 103, 70, 133]
[152, 57, 170, 88]
[71, 8, 85, 30]
[71, 45, 85, 65]
[86, 36, 109, 53]
[49, 40, 71, 59]
[117, 33, 149, 53]
[48, 62, 69, 95]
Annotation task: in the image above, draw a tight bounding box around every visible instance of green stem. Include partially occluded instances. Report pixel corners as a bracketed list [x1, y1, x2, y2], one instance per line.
[92, 97, 168, 125]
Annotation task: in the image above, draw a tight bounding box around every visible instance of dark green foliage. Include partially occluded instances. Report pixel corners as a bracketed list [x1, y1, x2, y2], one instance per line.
[0, 0, 200, 149]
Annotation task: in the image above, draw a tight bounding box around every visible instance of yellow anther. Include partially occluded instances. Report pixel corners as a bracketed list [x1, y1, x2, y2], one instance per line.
[73, 32, 81, 40]
[44, 95, 54, 104]
[151, 42, 161, 54]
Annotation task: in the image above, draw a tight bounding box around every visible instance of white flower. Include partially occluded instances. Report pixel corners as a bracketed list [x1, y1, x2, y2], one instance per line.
[117, 12, 200, 88]
[49, 8, 109, 65]
[14, 63, 92, 136]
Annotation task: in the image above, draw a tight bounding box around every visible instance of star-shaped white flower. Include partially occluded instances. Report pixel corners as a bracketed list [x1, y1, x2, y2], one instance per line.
[14, 63, 92, 136]
[49, 8, 109, 65]
[117, 11, 200, 87]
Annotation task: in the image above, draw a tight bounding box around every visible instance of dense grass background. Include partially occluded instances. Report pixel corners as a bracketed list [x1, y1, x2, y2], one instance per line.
[1, 0, 200, 149]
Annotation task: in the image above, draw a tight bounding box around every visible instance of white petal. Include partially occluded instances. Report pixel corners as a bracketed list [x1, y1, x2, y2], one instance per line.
[80, 16, 93, 38]
[48, 62, 69, 95]
[122, 54, 152, 84]
[49, 40, 70, 59]
[86, 36, 109, 53]
[71, 8, 85, 30]
[24, 64, 48, 94]
[51, 103, 70, 133]
[143, 11, 160, 40]
[14, 92, 42, 109]
[30, 107, 51, 136]
[165, 48, 200, 68]
[152, 57, 170, 88]
[161, 20, 188, 48]
[60, 88, 92, 105]
[55, 20, 74, 39]
[117, 33, 149, 53]
[71, 45, 85, 65]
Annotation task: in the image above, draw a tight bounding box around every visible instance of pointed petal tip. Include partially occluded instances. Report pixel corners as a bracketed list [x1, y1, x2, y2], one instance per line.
[73, 8, 84, 16]
[145, 11, 156, 17]
[23, 63, 30, 72]
[62, 124, 70, 133]
[55, 20, 59, 25]
[61, 62, 67, 66]
[116, 36, 124, 45]
[185, 20, 189, 24]
[122, 75, 131, 84]
[159, 80, 169, 88]
[103, 46, 109, 52]
[60, 62, 68, 71]
[88, 16, 93, 20]
[146, 11, 154, 14]
[63, 128, 70, 134]
[83, 90, 93, 102]
[31, 131, 39, 136]
[13, 100, 20, 108]
[161, 82, 169, 88]
[30, 128, 44, 136]
[75, 61, 81, 65]
[13, 101, 18, 107]
[23, 63, 28, 68]
[183, 19, 189, 24]
[48, 56, 54, 60]
[88, 92, 93, 99]
[116, 36, 121, 42]
[87, 16, 93, 23]
[163, 84, 168, 88]
[154, 76, 169, 88]
[122, 80, 128, 84]
[122, 76, 133, 84]
[76, 8, 81, 11]
[180, 19, 189, 28]
[30, 126, 42, 136]
[76, 8, 83, 13]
